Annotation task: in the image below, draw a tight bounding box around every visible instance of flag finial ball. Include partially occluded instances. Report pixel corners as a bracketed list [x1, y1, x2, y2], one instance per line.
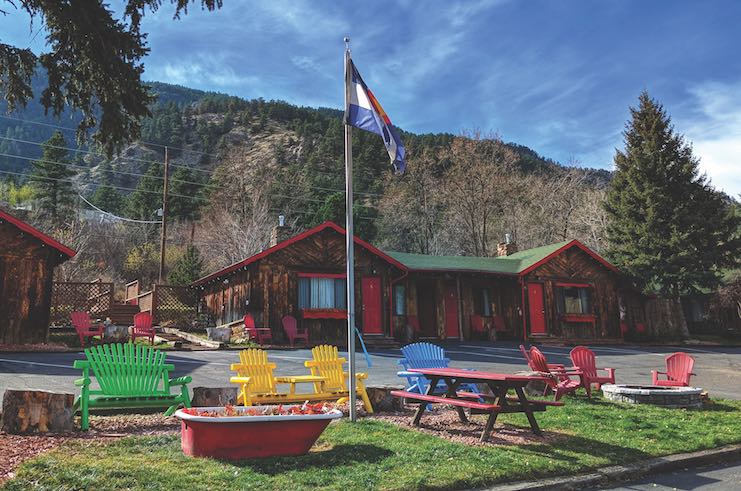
[343, 36, 350, 43]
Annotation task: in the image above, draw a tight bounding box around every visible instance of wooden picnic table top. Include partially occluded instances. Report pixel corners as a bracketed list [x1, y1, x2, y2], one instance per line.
[408, 367, 549, 382]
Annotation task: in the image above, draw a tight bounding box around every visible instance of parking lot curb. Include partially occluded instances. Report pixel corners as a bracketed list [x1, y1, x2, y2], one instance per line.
[483, 443, 741, 490]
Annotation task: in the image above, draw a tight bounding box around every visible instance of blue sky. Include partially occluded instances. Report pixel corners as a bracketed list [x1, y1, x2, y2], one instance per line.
[3, 1, 741, 197]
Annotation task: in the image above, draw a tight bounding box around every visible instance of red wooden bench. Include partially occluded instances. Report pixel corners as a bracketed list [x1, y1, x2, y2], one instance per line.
[390, 390, 501, 412]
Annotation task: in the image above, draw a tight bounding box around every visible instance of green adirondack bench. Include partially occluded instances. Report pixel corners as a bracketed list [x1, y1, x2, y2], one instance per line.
[73, 343, 192, 430]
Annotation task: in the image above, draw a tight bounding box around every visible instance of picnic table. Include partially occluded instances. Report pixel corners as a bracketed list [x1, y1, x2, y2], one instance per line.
[391, 367, 563, 442]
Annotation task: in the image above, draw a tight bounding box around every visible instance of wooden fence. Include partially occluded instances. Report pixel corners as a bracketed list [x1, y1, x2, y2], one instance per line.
[125, 283, 198, 328]
[50, 281, 114, 326]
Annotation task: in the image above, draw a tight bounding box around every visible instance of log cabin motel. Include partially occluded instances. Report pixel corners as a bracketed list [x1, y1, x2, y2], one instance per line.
[193, 221, 645, 345]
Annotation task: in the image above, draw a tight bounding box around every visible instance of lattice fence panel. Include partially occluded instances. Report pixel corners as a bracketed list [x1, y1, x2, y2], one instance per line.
[50, 282, 113, 326]
[154, 285, 197, 328]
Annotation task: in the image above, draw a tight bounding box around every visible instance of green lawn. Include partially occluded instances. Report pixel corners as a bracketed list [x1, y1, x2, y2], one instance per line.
[4, 397, 741, 491]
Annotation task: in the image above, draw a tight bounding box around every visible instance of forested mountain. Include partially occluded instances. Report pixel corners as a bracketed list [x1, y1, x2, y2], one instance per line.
[1, 76, 614, 280]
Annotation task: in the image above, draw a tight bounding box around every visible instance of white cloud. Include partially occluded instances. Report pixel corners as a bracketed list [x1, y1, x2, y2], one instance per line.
[680, 81, 741, 198]
[152, 56, 258, 89]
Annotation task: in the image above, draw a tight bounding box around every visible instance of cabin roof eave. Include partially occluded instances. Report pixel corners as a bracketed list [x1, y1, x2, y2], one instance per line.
[0, 208, 76, 260]
[192, 221, 407, 287]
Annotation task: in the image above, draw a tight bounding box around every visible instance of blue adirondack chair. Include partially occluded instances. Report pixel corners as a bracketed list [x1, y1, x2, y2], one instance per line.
[397, 343, 480, 409]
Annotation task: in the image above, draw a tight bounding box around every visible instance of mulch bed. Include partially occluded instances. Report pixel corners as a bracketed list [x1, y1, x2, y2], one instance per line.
[0, 414, 180, 483]
[374, 408, 566, 447]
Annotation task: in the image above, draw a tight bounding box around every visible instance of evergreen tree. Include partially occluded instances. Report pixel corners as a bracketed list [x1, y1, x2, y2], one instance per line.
[90, 184, 125, 215]
[169, 167, 205, 222]
[126, 163, 163, 220]
[605, 92, 741, 296]
[168, 245, 205, 286]
[29, 131, 77, 220]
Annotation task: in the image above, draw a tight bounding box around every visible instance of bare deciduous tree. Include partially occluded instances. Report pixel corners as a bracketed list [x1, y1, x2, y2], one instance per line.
[442, 132, 518, 256]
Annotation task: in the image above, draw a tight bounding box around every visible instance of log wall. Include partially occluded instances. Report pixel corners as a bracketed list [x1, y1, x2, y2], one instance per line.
[523, 247, 629, 340]
[198, 228, 402, 344]
[394, 273, 522, 341]
[0, 221, 61, 344]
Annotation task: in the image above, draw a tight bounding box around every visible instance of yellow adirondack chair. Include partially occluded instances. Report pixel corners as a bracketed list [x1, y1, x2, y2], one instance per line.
[304, 345, 374, 413]
[230, 348, 282, 406]
[230, 348, 330, 406]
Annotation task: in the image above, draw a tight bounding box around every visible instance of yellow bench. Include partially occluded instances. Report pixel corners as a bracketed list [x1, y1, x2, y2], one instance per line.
[304, 345, 373, 413]
[229, 346, 373, 413]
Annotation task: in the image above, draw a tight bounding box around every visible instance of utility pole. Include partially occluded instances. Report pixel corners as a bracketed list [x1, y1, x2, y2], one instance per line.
[159, 146, 169, 283]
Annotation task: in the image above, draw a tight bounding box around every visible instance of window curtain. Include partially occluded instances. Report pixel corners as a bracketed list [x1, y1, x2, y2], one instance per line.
[579, 288, 591, 313]
[299, 276, 347, 309]
[334, 278, 347, 309]
[298, 278, 310, 309]
[394, 285, 406, 315]
[482, 289, 492, 316]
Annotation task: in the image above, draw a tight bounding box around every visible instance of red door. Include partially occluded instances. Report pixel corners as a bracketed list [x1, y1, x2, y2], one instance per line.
[528, 283, 546, 335]
[361, 277, 383, 334]
[443, 281, 459, 338]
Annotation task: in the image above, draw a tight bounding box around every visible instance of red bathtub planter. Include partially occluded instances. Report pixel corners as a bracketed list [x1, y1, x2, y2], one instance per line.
[175, 405, 343, 460]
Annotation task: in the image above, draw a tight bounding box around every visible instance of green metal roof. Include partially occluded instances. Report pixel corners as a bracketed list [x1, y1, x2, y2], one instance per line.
[385, 241, 572, 275]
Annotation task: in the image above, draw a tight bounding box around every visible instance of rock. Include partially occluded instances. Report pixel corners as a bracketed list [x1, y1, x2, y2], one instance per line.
[104, 324, 129, 342]
[206, 327, 231, 343]
[366, 385, 406, 412]
[191, 387, 238, 407]
[1, 389, 75, 434]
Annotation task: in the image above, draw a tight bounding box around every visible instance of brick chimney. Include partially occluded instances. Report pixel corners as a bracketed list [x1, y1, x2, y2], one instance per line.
[496, 233, 517, 257]
[270, 215, 292, 247]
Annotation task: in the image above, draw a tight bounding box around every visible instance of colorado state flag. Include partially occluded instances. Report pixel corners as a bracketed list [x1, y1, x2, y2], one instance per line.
[344, 59, 406, 174]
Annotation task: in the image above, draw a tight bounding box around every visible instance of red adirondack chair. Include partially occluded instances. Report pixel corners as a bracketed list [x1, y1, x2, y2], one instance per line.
[70, 311, 105, 347]
[492, 314, 507, 332]
[569, 346, 616, 398]
[652, 352, 696, 387]
[470, 314, 486, 338]
[244, 313, 273, 344]
[519, 344, 565, 371]
[282, 315, 309, 347]
[130, 311, 156, 345]
[528, 346, 581, 401]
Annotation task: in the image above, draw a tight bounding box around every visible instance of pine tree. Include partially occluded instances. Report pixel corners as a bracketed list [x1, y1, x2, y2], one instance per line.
[168, 245, 204, 286]
[605, 92, 741, 296]
[29, 131, 77, 220]
[169, 167, 205, 222]
[126, 163, 163, 220]
[90, 184, 125, 215]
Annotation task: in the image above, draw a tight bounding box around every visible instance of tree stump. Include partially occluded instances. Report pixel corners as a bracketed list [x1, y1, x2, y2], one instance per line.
[104, 324, 129, 342]
[513, 371, 552, 397]
[191, 387, 238, 407]
[366, 385, 406, 412]
[1, 389, 75, 434]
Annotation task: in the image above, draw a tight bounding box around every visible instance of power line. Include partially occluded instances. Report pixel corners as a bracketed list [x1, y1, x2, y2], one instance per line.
[0, 168, 205, 201]
[0, 115, 384, 197]
[78, 193, 163, 224]
[0, 152, 370, 207]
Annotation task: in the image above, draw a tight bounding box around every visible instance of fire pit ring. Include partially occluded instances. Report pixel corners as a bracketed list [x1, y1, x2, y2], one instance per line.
[601, 384, 702, 408]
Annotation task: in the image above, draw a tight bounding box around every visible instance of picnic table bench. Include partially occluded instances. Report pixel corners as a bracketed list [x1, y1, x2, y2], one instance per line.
[73, 343, 192, 430]
[392, 367, 562, 442]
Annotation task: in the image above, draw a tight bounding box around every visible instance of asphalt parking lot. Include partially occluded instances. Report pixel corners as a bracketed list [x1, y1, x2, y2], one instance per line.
[1, 341, 740, 400]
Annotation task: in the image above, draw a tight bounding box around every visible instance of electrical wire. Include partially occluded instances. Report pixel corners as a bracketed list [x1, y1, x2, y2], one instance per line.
[78, 193, 163, 224]
[0, 116, 384, 197]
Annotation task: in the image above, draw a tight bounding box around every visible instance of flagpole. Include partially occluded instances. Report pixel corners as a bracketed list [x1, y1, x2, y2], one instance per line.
[343, 36, 358, 422]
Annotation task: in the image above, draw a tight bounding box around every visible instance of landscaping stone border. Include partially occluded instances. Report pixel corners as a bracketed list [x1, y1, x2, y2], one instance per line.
[601, 384, 703, 408]
[484, 443, 741, 491]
